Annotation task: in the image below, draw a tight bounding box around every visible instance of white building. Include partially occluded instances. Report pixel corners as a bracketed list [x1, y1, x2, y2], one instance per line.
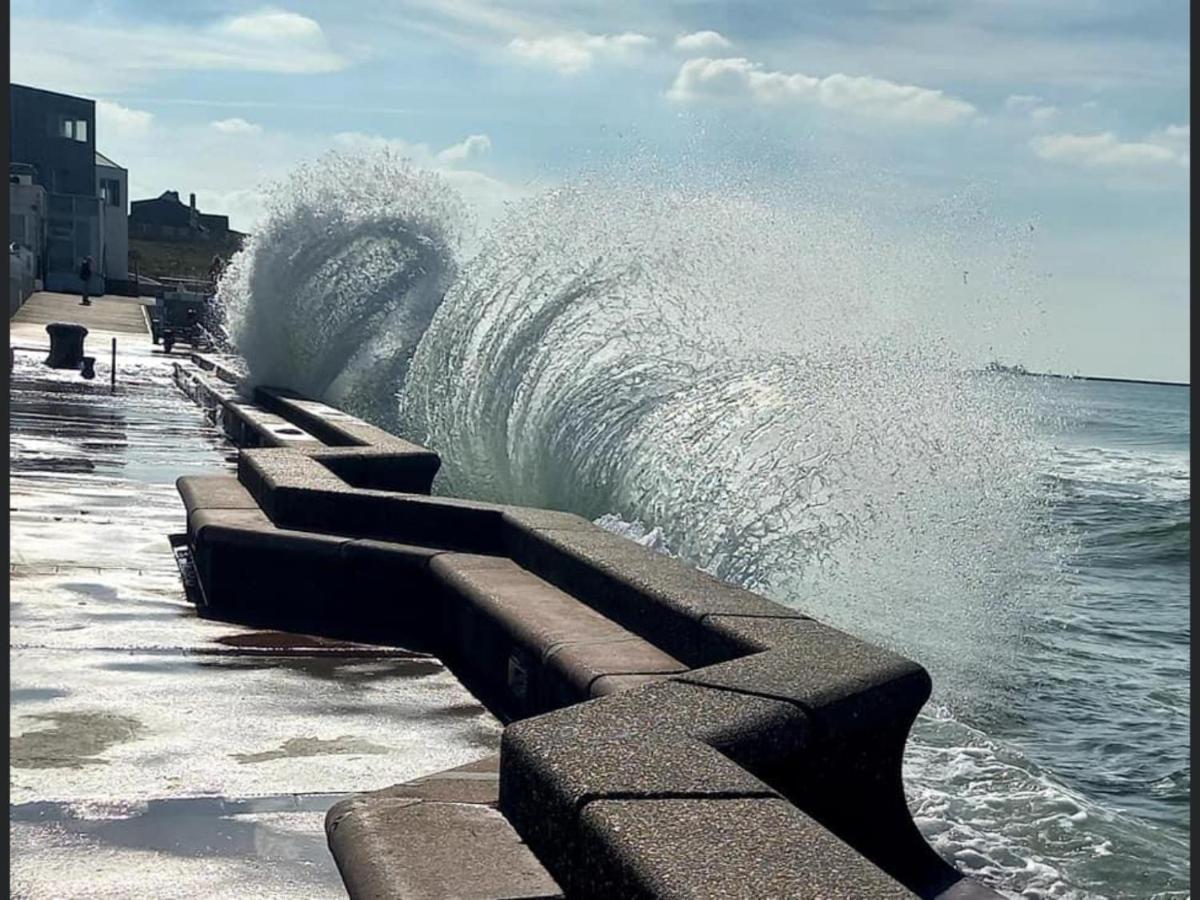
[96, 151, 129, 285]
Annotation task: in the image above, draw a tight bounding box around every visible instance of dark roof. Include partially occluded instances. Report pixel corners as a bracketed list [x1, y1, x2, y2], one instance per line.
[131, 191, 186, 212]
[130, 190, 239, 234]
[131, 193, 192, 228]
[11, 83, 95, 105]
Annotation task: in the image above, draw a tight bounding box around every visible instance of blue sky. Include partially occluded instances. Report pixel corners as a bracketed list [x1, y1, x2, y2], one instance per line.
[11, 1, 1189, 380]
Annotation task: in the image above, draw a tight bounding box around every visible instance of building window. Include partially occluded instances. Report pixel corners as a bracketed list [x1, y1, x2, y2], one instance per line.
[101, 178, 121, 207]
[57, 117, 88, 142]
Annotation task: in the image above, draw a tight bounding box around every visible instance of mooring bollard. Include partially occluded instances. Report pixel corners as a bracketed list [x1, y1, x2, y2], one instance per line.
[45, 322, 89, 369]
[80, 356, 96, 380]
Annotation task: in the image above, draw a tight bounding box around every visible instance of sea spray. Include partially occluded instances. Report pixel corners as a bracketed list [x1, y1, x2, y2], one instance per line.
[401, 181, 1055, 706]
[218, 150, 467, 431]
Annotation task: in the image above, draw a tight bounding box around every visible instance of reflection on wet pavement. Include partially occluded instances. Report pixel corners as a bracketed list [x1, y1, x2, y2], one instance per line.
[9, 348, 501, 897]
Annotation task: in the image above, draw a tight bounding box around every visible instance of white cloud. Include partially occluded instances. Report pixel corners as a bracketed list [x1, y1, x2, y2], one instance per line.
[508, 31, 655, 75]
[1030, 131, 1185, 168]
[191, 9, 347, 73]
[96, 100, 154, 140]
[1005, 94, 1043, 112]
[332, 130, 493, 168]
[11, 8, 347, 92]
[437, 134, 492, 164]
[222, 9, 324, 42]
[675, 30, 731, 52]
[438, 167, 531, 234]
[332, 131, 432, 159]
[1148, 123, 1190, 167]
[1004, 94, 1057, 122]
[98, 116, 520, 233]
[667, 57, 976, 125]
[211, 118, 264, 136]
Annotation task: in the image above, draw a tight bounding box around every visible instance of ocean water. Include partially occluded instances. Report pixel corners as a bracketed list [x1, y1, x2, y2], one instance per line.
[903, 377, 1190, 899]
[218, 151, 1189, 899]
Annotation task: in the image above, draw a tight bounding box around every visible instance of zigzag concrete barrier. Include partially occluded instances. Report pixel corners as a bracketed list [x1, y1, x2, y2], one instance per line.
[172, 354, 1000, 900]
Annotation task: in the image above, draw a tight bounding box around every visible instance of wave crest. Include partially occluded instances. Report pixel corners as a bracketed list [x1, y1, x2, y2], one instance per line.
[218, 149, 467, 429]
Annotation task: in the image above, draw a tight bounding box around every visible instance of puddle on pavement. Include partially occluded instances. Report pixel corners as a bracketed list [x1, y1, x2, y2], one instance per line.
[11, 712, 142, 769]
[213, 630, 424, 655]
[59, 582, 120, 602]
[231, 736, 391, 765]
[194, 655, 445, 683]
[9, 458, 96, 473]
[10, 792, 348, 862]
[84, 608, 193, 622]
[91, 654, 445, 686]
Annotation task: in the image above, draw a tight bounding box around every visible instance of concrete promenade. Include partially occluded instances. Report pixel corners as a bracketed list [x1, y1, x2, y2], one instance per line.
[9, 301, 499, 897]
[11, 291, 154, 345]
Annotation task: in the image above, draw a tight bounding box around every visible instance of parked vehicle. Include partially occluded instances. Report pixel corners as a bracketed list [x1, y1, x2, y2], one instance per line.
[151, 289, 211, 353]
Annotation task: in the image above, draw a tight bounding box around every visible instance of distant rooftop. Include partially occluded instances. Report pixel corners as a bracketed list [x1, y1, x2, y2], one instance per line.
[95, 151, 124, 170]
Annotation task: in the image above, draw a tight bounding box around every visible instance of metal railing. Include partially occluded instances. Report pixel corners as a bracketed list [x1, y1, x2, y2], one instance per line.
[158, 275, 216, 295]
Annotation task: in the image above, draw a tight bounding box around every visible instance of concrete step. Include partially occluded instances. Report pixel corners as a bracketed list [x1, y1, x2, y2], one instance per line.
[432, 553, 686, 718]
[326, 757, 563, 900]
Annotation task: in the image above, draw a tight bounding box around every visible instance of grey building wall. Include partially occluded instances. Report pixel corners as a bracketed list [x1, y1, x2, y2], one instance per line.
[10, 84, 96, 196]
[43, 193, 104, 294]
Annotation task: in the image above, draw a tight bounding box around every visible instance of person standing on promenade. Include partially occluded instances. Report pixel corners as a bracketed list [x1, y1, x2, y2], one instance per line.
[78, 256, 93, 306]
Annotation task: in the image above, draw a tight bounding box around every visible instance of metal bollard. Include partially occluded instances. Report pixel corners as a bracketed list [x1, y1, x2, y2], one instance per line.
[45, 322, 89, 369]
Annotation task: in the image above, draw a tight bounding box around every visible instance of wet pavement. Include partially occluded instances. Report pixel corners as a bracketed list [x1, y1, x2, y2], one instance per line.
[10, 291, 152, 343]
[9, 329, 501, 898]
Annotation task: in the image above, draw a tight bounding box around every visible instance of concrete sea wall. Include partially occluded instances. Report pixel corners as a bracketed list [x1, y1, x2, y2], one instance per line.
[172, 354, 999, 900]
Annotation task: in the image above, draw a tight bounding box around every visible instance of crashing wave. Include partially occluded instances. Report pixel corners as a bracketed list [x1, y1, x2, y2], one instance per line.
[213, 148, 1191, 899]
[217, 149, 467, 431]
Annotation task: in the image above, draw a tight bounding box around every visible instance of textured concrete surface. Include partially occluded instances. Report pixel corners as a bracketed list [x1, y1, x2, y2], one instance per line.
[9, 348, 500, 898]
[333, 802, 562, 900]
[504, 525, 808, 666]
[498, 680, 806, 892]
[676, 623, 930, 727]
[165, 362, 993, 898]
[432, 553, 687, 716]
[700, 613, 827, 655]
[576, 797, 916, 899]
[11, 290, 152, 346]
[325, 755, 564, 899]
